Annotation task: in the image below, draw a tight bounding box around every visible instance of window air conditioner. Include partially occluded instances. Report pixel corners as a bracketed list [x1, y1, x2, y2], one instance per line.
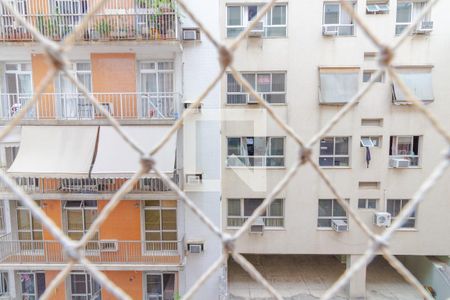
[332, 219, 348, 232]
[246, 95, 260, 104]
[389, 158, 410, 168]
[250, 217, 265, 233]
[415, 21, 433, 34]
[183, 28, 200, 41]
[187, 242, 204, 254]
[322, 25, 338, 36]
[248, 21, 264, 38]
[373, 212, 391, 227]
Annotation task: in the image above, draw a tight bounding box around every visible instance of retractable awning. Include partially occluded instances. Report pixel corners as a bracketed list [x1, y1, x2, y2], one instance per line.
[90, 126, 176, 178]
[0, 126, 21, 143]
[8, 126, 98, 178]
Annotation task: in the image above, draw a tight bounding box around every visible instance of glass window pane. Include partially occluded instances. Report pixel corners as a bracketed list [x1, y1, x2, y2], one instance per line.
[358, 199, 366, 209]
[271, 5, 286, 25]
[227, 74, 241, 93]
[162, 231, 177, 241]
[17, 210, 31, 230]
[163, 274, 175, 299]
[397, 136, 412, 155]
[158, 62, 174, 70]
[146, 232, 161, 241]
[147, 274, 162, 295]
[334, 157, 349, 167]
[257, 74, 271, 93]
[320, 138, 334, 155]
[318, 219, 331, 227]
[242, 74, 256, 90]
[227, 138, 241, 156]
[161, 210, 176, 230]
[270, 199, 283, 217]
[318, 199, 332, 217]
[324, 3, 339, 24]
[71, 274, 87, 294]
[145, 210, 161, 230]
[270, 138, 284, 155]
[20, 273, 35, 294]
[145, 200, 160, 207]
[228, 199, 241, 216]
[227, 6, 241, 26]
[248, 5, 258, 21]
[84, 210, 97, 230]
[397, 2, 412, 23]
[333, 201, 346, 217]
[367, 199, 377, 209]
[319, 157, 333, 167]
[335, 137, 349, 155]
[253, 137, 267, 156]
[271, 73, 285, 92]
[243, 199, 264, 216]
[67, 210, 83, 231]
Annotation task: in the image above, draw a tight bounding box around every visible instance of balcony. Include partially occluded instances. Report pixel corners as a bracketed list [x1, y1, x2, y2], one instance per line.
[0, 0, 180, 43]
[0, 176, 178, 197]
[0, 234, 184, 268]
[0, 92, 180, 124]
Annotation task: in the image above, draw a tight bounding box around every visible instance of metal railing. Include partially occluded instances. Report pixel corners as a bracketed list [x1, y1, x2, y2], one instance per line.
[0, 0, 180, 42]
[0, 233, 183, 265]
[0, 92, 180, 121]
[227, 217, 284, 228]
[0, 176, 179, 194]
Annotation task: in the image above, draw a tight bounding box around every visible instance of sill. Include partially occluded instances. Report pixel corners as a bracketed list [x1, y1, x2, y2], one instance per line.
[316, 228, 335, 231]
[319, 166, 351, 169]
[391, 228, 417, 232]
[322, 35, 356, 38]
[388, 166, 421, 169]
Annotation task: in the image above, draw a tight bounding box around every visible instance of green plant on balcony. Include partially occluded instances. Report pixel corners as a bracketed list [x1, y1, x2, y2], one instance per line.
[36, 15, 58, 39]
[96, 19, 112, 39]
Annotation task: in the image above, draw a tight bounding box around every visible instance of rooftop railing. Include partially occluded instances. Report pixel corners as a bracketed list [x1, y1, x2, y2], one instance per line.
[0, 0, 180, 42]
[0, 92, 180, 121]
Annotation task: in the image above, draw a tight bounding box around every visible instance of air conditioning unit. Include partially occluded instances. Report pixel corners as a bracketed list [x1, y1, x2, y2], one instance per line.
[322, 25, 338, 36]
[187, 242, 204, 254]
[332, 219, 348, 232]
[248, 21, 264, 38]
[250, 217, 265, 233]
[247, 95, 259, 105]
[183, 101, 202, 112]
[99, 240, 118, 252]
[186, 173, 202, 184]
[415, 21, 433, 34]
[183, 28, 200, 41]
[389, 158, 411, 168]
[373, 212, 392, 227]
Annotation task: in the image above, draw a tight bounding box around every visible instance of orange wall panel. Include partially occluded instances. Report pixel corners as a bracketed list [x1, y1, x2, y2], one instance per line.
[42, 200, 62, 240]
[31, 54, 56, 119]
[98, 200, 141, 240]
[45, 271, 66, 300]
[102, 271, 142, 300]
[91, 53, 136, 93]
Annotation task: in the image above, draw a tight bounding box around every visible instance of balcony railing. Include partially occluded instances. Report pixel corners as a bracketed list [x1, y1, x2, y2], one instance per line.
[0, 0, 179, 42]
[0, 176, 179, 194]
[0, 92, 180, 121]
[0, 234, 184, 265]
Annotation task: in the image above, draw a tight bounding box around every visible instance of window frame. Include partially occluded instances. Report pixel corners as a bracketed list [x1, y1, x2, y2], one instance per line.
[358, 198, 378, 209]
[226, 136, 285, 168]
[226, 72, 287, 105]
[226, 198, 285, 228]
[386, 199, 416, 228]
[63, 200, 99, 250]
[16, 201, 43, 252]
[69, 272, 102, 300]
[395, 1, 430, 35]
[319, 136, 351, 168]
[226, 4, 288, 38]
[0, 272, 8, 297]
[389, 135, 420, 167]
[322, 2, 356, 36]
[317, 199, 348, 228]
[3, 62, 34, 118]
[18, 271, 46, 300]
[362, 70, 384, 83]
[144, 272, 176, 300]
[142, 200, 178, 253]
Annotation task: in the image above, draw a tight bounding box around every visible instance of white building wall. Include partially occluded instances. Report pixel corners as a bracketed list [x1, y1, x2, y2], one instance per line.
[220, 0, 450, 256]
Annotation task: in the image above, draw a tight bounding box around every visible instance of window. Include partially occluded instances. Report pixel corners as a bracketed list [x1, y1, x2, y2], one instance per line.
[358, 199, 378, 209]
[395, 1, 429, 34]
[0, 202, 5, 233]
[319, 68, 359, 103]
[3, 63, 34, 118]
[387, 199, 416, 228]
[323, 2, 355, 36]
[389, 136, 420, 167]
[366, 1, 389, 14]
[360, 136, 381, 147]
[64, 200, 98, 250]
[18, 272, 46, 300]
[318, 199, 347, 228]
[16, 201, 43, 251]
[69, 272, 101, 300]
[362, 70, 384, 83]
[227, 198, 284, 227]
[143, 200, 177, 251]
[145, 273, 175, 300]
[139, 61, 175, 118]
[0, 272, 8, 297]
[226, 4, 287, 38]
[319, 137, 350, 167]
[392, 68, 433, 102]
[55, 62, 92, 119]
[227, 72, 286, 104]
[227, 137, 285, 167]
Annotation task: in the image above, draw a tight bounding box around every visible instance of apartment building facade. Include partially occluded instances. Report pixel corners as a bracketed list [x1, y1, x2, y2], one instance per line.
[221, 0, 450, 298]
[0, 0, 222, 299]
